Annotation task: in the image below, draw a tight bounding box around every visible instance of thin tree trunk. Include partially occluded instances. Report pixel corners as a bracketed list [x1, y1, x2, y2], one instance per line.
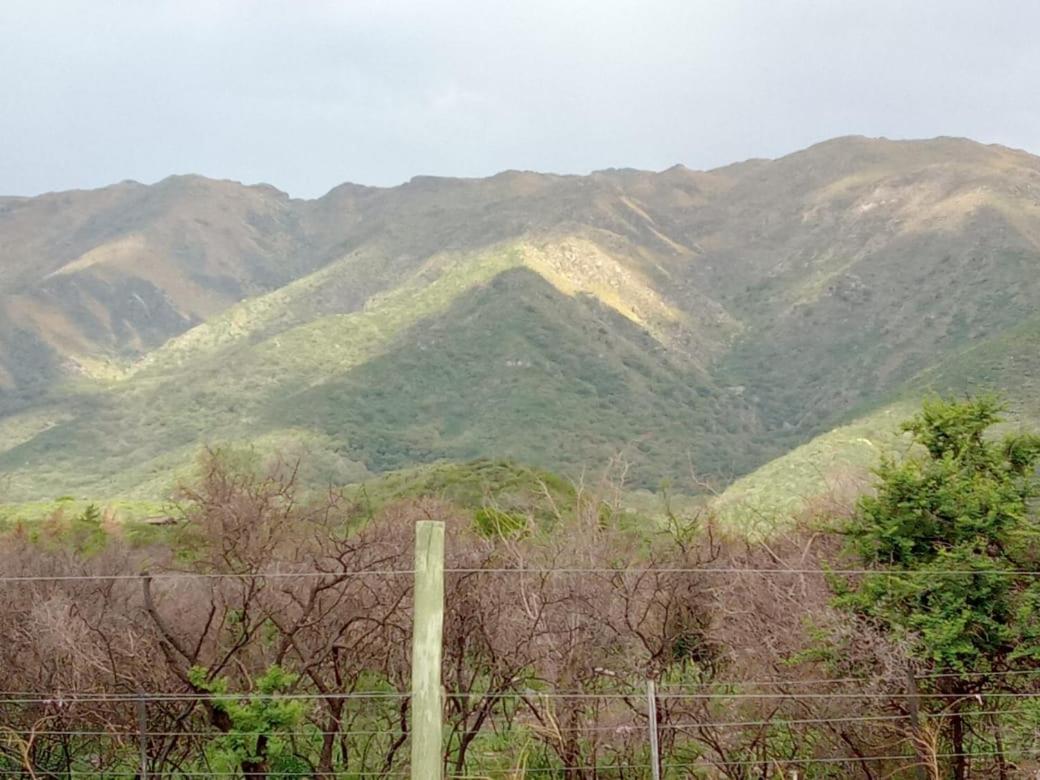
[950, 705, 965, 780]
[453, 696, 496, 775]
[318, 703, 343, 774]
[993, 715, 1008, 780]
[383, 697, 409, 773]
[241, 733, 269, 780]
[906, 669, 928, 780]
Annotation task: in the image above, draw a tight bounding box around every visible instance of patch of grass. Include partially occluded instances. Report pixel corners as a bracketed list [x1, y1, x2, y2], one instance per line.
[714, 403, 915, 532]
[0, 497, 165, 524]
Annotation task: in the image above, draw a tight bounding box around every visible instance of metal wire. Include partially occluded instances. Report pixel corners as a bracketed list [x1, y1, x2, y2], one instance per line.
[2, 668, 1039, 703]
[3, 688, 1040, 704]
[0, 752, 1031, 775]
[0, 570, 414, 583]
[4, 705, 1038, 738]
[515, 752, 1040, 777]
[0, 772, 408, 777]
[0, 566, 1037, 582]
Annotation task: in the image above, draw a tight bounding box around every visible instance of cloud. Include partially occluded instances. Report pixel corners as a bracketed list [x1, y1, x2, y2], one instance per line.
[1, 0, 1037, 197]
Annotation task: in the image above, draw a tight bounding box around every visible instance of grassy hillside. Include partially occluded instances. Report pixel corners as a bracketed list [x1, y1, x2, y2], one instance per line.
[0, 244, 525, 499]
[3, 135, 1040, 507]
[715, 313, 1040, 525]
[277, 267, 759, 487]
[713, 402, 915, 529]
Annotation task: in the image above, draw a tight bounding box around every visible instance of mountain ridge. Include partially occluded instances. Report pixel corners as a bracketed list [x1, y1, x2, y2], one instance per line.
[2, 135, 1038, 505]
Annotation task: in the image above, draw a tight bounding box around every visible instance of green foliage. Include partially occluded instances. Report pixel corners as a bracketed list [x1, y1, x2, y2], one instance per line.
[473, 506, 528, 538]
[902, 394, 1005, 460]
[836, 397, 1040, 672]
[188, 665, 308, 774]
[344, 458, 576, 517]
[278, 268, 751, 490]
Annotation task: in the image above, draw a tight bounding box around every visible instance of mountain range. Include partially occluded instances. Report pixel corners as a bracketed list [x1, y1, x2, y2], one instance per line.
[2, 135, 1039, 512]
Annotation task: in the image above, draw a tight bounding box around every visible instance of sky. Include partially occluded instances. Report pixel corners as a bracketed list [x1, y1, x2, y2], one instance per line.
[1, 0, 1039, 198]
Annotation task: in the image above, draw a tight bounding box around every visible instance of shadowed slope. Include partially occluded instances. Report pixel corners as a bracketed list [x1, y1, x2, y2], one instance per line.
[276, 267, 759, 486]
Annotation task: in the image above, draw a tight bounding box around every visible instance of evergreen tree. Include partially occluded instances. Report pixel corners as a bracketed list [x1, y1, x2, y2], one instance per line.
[836, 397, 1040, 779]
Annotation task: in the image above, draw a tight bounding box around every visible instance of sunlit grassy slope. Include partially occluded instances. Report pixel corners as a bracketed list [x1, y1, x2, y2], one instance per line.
[713, 403, 915, 529]
[0, 459, 578, 531]
[0, 249, 756, 501]
[342, 459, 577, 516]
[276, 267, 755, 488]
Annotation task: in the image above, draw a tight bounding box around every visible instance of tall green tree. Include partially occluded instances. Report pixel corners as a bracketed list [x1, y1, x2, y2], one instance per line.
[836, 397, 1040, 780]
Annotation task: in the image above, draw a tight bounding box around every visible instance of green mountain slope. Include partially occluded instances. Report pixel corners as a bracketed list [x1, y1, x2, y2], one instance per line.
[0, 244, 525, 498]
[2, 135, 1040, 505]
[276, 267, 757, 486]
[716, 313, 1040, 525]
[0, 258, 757, 500]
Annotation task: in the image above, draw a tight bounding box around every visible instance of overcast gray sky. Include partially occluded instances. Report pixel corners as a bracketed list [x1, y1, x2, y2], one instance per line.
[2, 0, 1038, 198]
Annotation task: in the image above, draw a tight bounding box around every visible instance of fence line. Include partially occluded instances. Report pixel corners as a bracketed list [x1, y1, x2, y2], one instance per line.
[3, 668, 1039, 701]
[5, 689, 1040, 704]
[0, 748, 1033, 776]
[516, 747, 1040, 773]
[2, 705, 1039, 739]
[2, 566, 1040, 583]
[2, 538, 1038, 777]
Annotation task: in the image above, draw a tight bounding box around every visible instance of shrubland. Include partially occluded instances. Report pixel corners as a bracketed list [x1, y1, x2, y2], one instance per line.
[1, 398, 1039, 777]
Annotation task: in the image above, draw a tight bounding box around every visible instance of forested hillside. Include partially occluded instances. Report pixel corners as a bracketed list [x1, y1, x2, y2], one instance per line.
[2, 136, 1039, 502]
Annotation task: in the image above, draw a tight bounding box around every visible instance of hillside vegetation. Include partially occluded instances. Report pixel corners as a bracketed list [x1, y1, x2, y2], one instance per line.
[4, 400, 1040, 778]
[2, 136, 1039, 505]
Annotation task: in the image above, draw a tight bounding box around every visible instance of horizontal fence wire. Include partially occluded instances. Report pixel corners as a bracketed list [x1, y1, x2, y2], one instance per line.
[0, 728, 404, 738]
[674, 747, 1040, 768]
[3, 668, 1040, 702]
[515, 752, 1040, 777]
[654, 668, 1040, 688]
[4, 706, 1039, 738]
[0, 772, 409, 778]
[1, 566, 1040, 583]
[4, 689, 1040, 704]
[0, 750, 1035, 776]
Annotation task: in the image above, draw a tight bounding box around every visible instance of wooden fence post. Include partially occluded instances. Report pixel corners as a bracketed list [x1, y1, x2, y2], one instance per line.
[136, 695, 148, 780]
[907, 667, 929, 780]
[411, 520, 445, 779]
[647, 679, 660, 780]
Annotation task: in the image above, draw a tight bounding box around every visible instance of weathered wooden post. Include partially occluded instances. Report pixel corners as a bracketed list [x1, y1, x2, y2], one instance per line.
[137, 695, 148, 780]
[411, 520, 445, 779]
[647, 679, 660, 780]
[906, 667, 928, 780]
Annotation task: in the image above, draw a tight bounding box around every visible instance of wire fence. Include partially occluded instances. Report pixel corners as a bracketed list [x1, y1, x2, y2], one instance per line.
[3, 566, 1040, 582]
[4, 667, 1040, 700]
[3, 688, 1040, 704]
[0, 750, 1038, 778]
[4, 562, 1040, 776]
[4, 705, 1040, 738]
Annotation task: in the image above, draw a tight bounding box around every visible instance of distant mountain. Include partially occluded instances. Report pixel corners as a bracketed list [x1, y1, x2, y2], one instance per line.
[2, 136, 1039, 502]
